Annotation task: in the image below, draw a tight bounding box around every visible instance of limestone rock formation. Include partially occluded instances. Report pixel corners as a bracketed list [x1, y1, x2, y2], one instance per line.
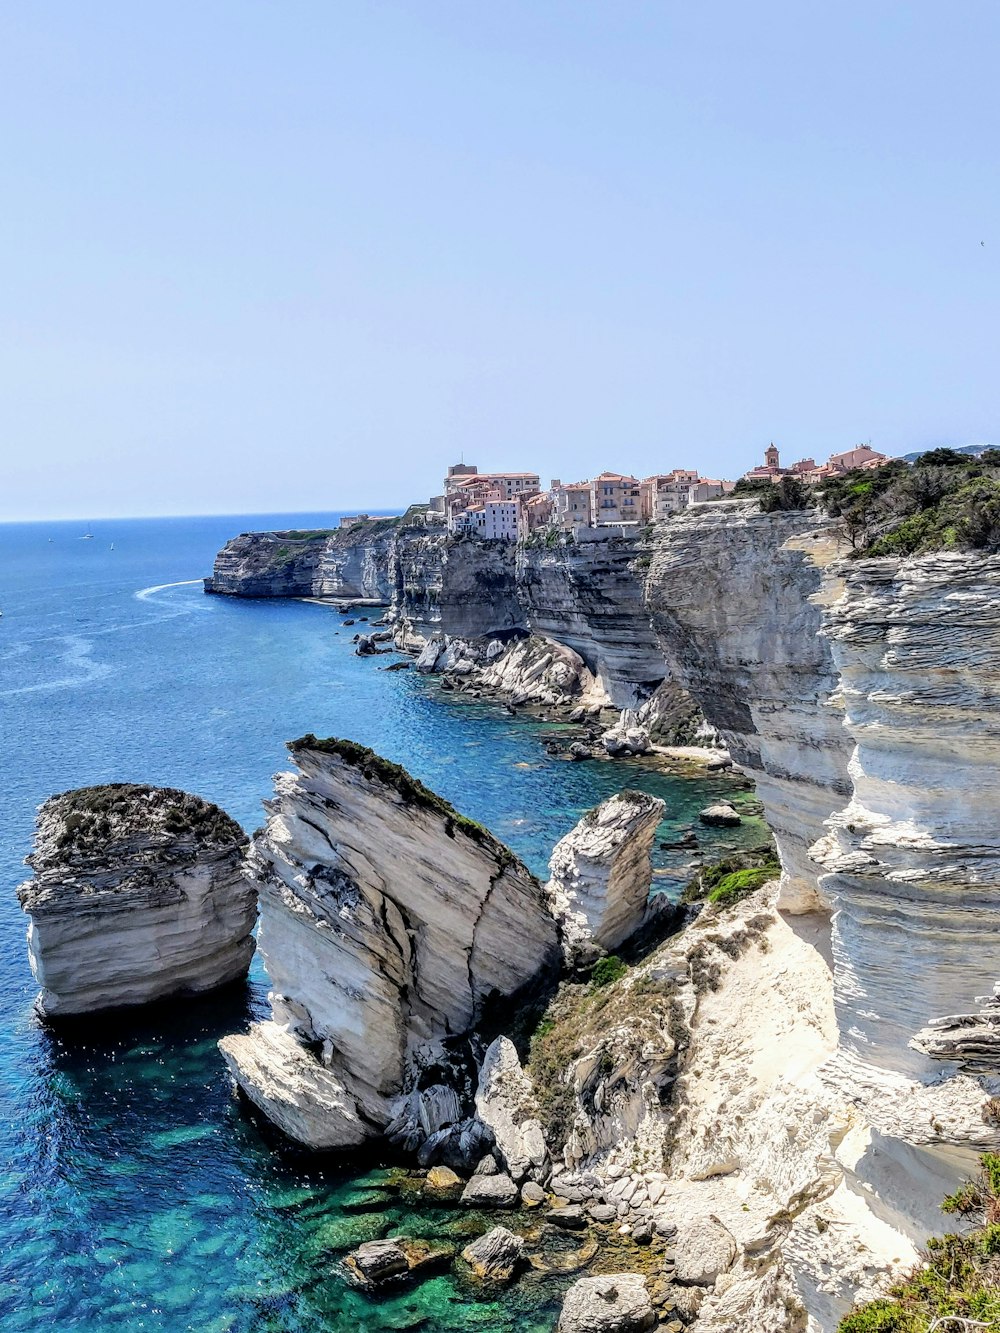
[812, 552, 1000, 1083]
[557, 1273, 656, 1333]
[474, 1037, 550, 1183]
[671, 1215, 736, 1286]
[460, 1172, 520, 1208]
[204, 529, 329, 597]
[645, 502, 853, 913]
[344, 1237, 454, 1288]
[219, 737, 560, 1150]
[18, 785, 253, 1018]
[544, 792, 665, 967]
[697, 802, 741, 828]
[599, 710, 650, 756]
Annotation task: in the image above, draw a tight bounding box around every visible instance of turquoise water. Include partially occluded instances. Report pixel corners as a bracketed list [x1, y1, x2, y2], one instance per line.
[0, 515, 764, 1332]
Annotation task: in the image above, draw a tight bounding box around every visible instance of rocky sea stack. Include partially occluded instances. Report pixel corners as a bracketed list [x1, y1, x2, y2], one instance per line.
[220, 736, 561, 1153]
[18, 784, 254, 1018]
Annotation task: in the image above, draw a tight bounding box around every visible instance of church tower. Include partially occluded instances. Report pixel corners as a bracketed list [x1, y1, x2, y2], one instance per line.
[765, 443, 780, 470]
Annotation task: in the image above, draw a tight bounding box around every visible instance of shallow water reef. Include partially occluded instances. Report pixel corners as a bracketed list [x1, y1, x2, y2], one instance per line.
[17, 783, 254, 1017]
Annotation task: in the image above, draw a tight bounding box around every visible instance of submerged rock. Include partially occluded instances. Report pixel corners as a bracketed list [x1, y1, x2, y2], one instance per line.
[544, 791, 665, 967]
[557, 1273, 656, 1332]
[460, 1225, 525, 1281]
[219, 737, 560, 1151]
[18, 784, 254, 1018]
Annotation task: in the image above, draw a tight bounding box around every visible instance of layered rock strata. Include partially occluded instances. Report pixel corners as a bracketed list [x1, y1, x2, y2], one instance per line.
[220, 737, 560, 1150]
[544, 791, 665, 967]
[18, 785, 253, 1017]
[517, 533, 667, 707]
[644, 503, 853, 912]
[811, 553, 1000, 1083]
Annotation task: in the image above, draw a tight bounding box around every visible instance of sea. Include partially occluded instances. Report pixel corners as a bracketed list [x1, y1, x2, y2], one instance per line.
[0, 514, 767, 1333]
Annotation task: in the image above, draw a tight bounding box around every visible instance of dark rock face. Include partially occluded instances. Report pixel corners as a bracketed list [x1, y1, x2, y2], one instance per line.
[394, 530, 526, 643]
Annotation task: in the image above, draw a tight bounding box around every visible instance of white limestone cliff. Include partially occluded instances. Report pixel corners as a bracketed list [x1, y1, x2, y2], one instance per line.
[18, 785, 254, 1017]
[645, 502, 853, 915]
[544, 791, 665, 967]
[220, 737, 560, 1151]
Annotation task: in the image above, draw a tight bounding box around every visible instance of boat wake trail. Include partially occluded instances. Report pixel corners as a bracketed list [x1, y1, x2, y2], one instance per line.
[135, 579, 203, 601]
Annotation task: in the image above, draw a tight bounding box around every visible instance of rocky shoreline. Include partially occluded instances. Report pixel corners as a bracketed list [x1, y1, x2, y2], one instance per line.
[15, 498, 1000, 1331]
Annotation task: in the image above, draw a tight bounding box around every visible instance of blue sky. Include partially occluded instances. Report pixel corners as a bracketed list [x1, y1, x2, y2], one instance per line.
[3, 1, 999, 519]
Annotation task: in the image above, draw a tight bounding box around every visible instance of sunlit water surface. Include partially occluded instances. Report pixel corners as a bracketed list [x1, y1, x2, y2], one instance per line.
[0, 515, 765, 1332]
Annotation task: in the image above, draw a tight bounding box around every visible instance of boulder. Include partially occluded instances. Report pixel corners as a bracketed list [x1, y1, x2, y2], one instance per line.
[18, 784, 254, 1018]
[461, 1226, 526, 1282]
[460, 1172, 520, 1209]
[345, 1238, 409, 1286]
[672, 1215, 737, 1286]
[345, 1237, 455, 1288]
[521, 1181, 547, 1207]
[600, 710, 651, 757]
[414, 638, 444, 672]
[544, 791, 665, 967]
[558, 1274, 657, 1332]
[569, 743, 593, 761]
[549, 1204, 588, 1231]
[475, 1037, 550, 1183]
[424, 1165, 463, 1192]
[698, 803, 742, 828]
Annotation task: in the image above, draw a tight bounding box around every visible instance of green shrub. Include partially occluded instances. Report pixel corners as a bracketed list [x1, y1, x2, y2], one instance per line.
[838, 1153, 1000, 1331]
[682, 843, 779, 907]
[707, 864, 781, 906]
[590, 956, 628, 989]
[818, 452, 1000, 556]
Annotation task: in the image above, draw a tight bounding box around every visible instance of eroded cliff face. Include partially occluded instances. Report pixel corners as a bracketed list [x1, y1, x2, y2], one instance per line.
[18, 785, 253, 1017]
[392, 530, 525, 644]
[517, 536, 668, 708]
[220, 738, 560, 1151]
[813, 552, 1000, 1086]
[644, 503, 853, 913]
[313, 521, 400, 600]
[205, 530, 329, 597]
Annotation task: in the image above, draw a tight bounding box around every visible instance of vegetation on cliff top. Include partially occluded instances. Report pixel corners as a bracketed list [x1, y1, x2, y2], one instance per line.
[288, 735, 521, 871]
[44, 785, 246, 857]
[838, 1152, 1000, 1331]
[732, 449, 1000, 557]
[682, 844, 780, 910]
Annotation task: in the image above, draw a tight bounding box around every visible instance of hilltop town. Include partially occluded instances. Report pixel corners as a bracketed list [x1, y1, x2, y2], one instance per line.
[346, 443, 891, 542]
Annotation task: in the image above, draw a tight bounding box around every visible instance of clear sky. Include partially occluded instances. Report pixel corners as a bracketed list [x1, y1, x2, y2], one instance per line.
[3, 1, 999, 520]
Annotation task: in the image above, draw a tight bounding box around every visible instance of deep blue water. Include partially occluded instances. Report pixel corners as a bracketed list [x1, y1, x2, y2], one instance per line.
[0, 515, 765, 1332]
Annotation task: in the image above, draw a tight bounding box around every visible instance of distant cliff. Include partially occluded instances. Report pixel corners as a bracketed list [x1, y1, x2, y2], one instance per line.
[205, 514, 414, 601]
